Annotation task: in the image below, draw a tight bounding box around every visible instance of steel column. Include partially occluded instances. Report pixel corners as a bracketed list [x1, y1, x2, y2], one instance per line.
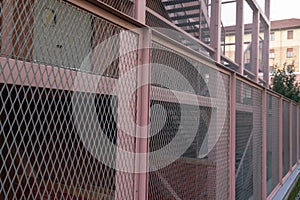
[251, 9, 259, 82]
[135, 0, 146, 23]
[210, 0, 221, 62]
[279, 97, 283, 184]
[235, 0, 244, 75]
[263, 24, 270, 86]
[262, 89, 267, 199]
[297, 106, 299, 163]
[134, 28, 151, 200]
[290, 102, 293, 170]
[229, 72, 236, 200]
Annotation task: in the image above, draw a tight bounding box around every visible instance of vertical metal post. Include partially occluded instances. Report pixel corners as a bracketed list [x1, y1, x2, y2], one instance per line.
[210, 0, 221, 62]
[289, 101, 293, 170]
[251, 9, 259, 82]
[229, 72, 236, 200]
[135, 0, 146, 24]
[265, 0, 270, 19]
[235, 0, 244, 75]
[279, 97, 283, 183]
[262, 89, 267, 199]
[263, 24, 270, 87]
[297, 106, 299, 163]
[132, 1, 149, 199]
[134, 28, 151, 200]
[263, 0, 270, 86]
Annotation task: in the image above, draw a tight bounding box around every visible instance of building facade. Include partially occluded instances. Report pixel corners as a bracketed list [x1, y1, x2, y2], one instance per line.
[269, 18, 300, 73]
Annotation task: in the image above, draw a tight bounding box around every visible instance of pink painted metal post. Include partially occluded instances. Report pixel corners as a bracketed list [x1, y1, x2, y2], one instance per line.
[279, 97, 283, 184]
[263, 23, 270, 86]
[229, 72, 236, 200]
[290, 101, 293, 170]
[235, 0, 244, 75]
[262, 89, 267, 199]
[251, 9, 259, 82]
[133, 5, 148, 200]
[134, 0, 146, 23]
[296, 105, 299, 163]
[263, 0, 270, 85]
[134, 28, 151, 200]
[210, 0, 221, 63]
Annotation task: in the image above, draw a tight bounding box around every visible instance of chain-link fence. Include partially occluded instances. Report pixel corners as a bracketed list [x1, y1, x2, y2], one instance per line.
[282, 100, 290, 178]
[266, 93, 280, 196]
[148, 42, 230, 199]
[1, 0, 138, 199]
[1, 1, 300, 200]
[235, 80, 262, 200]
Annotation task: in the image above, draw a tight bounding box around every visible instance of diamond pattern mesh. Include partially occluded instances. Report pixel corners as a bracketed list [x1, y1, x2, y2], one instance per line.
[235, 80, 262, 200]
[97, 0, 134, 17]
[292, 105, 297, 166]
[148, 42, 230, 200]
[1, 0, 300, 200]
[282, 100, 290, 177]
[266, 93, 280, 196]
[1, 0, 138, 199]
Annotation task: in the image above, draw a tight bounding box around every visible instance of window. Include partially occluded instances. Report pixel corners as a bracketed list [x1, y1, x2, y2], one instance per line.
[270, 32, 275, 41]
[287, 48, 293, 58]
[269, 49, 275, 58]
[287, 30, 293, 39]
[287, 64, 294, 73]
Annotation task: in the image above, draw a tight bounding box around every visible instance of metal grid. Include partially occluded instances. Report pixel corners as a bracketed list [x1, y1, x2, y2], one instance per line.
[96, 0, 134, 17]
[145, 0, 213, 54]
[148, 42, 230, 199]
[292, 105, 297, 165]
[266, 93, 280, 195]
[146, 0, 207, 39]
[235, 80, 262, 200]
[1, 0, 139, 199]
[282, 100, 290, 177]
[299, 108, 300, 160]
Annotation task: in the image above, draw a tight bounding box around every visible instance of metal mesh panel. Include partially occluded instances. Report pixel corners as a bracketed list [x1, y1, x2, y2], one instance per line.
[145, 0, 211, 54]
[266, 93, 280, 196]
[282, 100, 290, 177]
[1, 1, 139, 199]
[146, 12, 210, 56]
[96, 0, 134, 17]
[146, 0, 208, 39]
[299, 108, 300, 160]
[292, 105, 297, 165]
[148, 42, 230, 199]
[235, 80, 262, 200]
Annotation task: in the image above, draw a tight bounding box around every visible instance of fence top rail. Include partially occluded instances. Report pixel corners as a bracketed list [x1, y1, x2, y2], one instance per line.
[64, 0, 144, 31]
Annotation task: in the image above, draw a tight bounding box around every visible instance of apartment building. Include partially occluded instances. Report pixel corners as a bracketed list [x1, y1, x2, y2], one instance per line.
[269, 18, 300, 73]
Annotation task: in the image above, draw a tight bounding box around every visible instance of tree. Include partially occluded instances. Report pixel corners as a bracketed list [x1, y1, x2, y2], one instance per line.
[270, 63, 300, 103]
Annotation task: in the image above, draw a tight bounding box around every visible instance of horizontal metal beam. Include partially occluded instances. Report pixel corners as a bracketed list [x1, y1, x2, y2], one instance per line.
[221, 0, 236, 4]
[166, 5, 199, 13]
[175, 21, 200, 27]
[170, 13, 199, 20]
[162, 0, 198, 6]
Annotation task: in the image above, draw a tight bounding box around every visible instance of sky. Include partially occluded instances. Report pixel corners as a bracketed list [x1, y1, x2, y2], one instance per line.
[270, 0, 300, 20]
[221, 0, 300, 26]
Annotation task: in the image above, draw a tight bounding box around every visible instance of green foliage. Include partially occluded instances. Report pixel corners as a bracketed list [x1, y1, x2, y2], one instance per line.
[287, 175, 300, 200]
[270, 64, 300, 103]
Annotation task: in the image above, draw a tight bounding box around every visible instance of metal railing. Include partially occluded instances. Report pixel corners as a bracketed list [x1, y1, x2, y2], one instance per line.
[0, 0, 295, 200]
